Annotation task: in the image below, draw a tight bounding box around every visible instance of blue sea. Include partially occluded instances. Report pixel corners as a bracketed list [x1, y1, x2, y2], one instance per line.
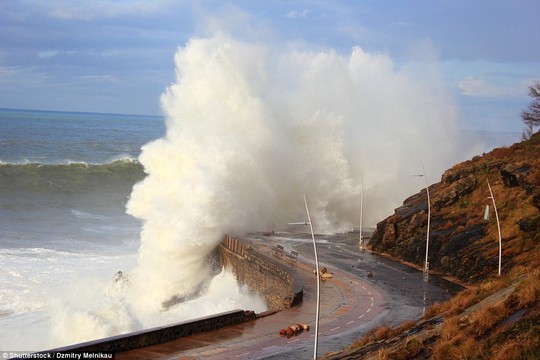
[0, 108, 164, 350]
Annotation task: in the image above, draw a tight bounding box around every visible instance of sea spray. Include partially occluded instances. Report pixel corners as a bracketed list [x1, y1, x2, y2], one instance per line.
[126, 33, 462, 310]
[0, 34, 469, 350]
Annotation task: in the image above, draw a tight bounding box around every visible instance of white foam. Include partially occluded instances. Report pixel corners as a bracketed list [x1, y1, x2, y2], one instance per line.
[0, 246, 137, 350]
[71, 209, 109, 220]
[126, 33, 468, 312]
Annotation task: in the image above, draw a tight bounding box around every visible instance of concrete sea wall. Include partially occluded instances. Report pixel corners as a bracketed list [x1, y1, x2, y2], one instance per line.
[47, 309, 255, 354]
[219, 235, 304, 311]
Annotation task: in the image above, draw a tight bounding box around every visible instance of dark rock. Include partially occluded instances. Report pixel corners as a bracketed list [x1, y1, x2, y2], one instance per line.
[434, 175, 476, 210]
[533, 194, 540, 211]
[518, 217, 540, 233]
[500, 164, 529, 187]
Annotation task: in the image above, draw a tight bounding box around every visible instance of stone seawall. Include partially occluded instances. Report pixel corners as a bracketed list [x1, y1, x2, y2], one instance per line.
[219, 235, 304, 311]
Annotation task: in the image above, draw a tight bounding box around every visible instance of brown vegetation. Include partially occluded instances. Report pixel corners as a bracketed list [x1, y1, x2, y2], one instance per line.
[323, 133, 540, 359]
[331, 267, 539, 359]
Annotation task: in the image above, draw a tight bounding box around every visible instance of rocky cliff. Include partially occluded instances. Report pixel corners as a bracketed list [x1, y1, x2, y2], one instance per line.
[369, 132, 540, 283]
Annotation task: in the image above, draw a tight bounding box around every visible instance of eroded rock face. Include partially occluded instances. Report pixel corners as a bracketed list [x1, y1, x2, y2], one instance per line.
[369, 132, 540, 283]
[434, 175, 476, 210]
[500, 164, 528, 187]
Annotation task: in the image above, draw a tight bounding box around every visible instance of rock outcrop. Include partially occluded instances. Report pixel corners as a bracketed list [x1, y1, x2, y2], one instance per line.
[369, 132, 540, 283]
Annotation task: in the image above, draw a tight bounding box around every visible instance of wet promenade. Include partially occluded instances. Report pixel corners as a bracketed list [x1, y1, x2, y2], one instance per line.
[117, 232, 457, 359]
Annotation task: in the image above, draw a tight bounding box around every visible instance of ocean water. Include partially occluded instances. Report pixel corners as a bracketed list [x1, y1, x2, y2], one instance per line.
[0, 108, 162, 350]
[0, 108, 267, 351]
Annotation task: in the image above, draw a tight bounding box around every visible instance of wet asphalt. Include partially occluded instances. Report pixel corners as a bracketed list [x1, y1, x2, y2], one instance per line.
[256, 231, 462, 359]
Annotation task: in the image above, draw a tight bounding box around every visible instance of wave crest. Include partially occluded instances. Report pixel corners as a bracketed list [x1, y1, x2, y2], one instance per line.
[0, 159, 145, 194]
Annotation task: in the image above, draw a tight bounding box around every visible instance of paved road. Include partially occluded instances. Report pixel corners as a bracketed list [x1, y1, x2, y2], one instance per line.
[117, 232, 459, 359]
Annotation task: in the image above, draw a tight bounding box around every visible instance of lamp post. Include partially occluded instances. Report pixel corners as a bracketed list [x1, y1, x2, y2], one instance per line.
[414, 163, 431, 283]
[359, 171, 365, 251]
[289, 195, 320, 359]
[486, 178, 502, 276]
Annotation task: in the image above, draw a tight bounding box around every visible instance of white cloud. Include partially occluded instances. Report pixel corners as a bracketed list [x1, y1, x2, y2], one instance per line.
[286, 9, 310, 18]
[458, 76, 517, 97]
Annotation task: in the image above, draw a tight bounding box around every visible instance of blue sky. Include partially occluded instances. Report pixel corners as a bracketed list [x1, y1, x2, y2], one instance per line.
[1, 0, 538, 132]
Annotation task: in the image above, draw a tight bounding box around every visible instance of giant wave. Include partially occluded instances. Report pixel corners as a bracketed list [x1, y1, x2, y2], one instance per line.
[0, 159, 145, 194]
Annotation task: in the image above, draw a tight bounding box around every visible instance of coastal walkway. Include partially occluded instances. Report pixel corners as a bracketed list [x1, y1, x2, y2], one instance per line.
[116, 234, 386, 359]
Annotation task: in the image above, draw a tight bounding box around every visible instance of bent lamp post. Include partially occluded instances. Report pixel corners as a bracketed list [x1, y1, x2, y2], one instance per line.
[288, 195, 320, 359]
[486, 178, 502, 276]
[414, 163, 431, 283]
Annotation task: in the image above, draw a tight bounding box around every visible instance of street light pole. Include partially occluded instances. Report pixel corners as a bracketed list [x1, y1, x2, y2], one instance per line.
[303, 195, 320, 360]
[486, 179, 502, 276]
[359, 171, 364, 251]
[290, 196, 320, 358]
[414, 163, 431, 282]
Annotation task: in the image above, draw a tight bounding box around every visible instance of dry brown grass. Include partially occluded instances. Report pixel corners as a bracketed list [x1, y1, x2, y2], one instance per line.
[350, 320, 421, 351]
[444, 287, 478, 316]
[508, 264, 529, 278]
[387, 337, 424, 360]
[432, 332, 479, 360]
[423, 301, 444, 319]
[377, 348, 389, 360]
[531, 169, 540, 186]
[439, 316, 460, 342]
[511, 268, 540, 309]
[492, 332, 540, 360]
[492, 341, 527, 360]
[351, 325, 393, 348]
[430, 271, 539, 360]
[349, 263, 539, 360]
[491, 146, 515, 159]
[372, 325, 393, 341]
[469, 302, 509, 336]
[398, 320, 416, 332]
[477, 277, 508, 297]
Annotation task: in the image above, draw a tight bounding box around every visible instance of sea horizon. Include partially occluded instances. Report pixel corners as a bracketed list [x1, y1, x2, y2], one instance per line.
[0, 107, 163, 119]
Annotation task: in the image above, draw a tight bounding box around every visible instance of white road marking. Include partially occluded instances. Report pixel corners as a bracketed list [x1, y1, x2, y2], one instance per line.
[288, 338, 300, 343]
[331, 326, 340, 331]
[236, 352, 250, 358]
[359, 314, 365, 319]
[346, 320, 355, 325]
[370, 296, 374, 302]
[367, 308, 371, 313]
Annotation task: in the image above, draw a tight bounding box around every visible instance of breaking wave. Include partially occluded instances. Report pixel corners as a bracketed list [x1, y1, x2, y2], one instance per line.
[0, 159, 145, 194]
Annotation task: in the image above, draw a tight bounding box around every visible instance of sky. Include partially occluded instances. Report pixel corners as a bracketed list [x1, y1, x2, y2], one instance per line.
[1, 0, 539, 132]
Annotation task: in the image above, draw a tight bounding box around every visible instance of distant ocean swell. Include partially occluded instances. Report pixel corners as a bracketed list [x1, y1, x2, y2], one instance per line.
[0, 159, 145, 194]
